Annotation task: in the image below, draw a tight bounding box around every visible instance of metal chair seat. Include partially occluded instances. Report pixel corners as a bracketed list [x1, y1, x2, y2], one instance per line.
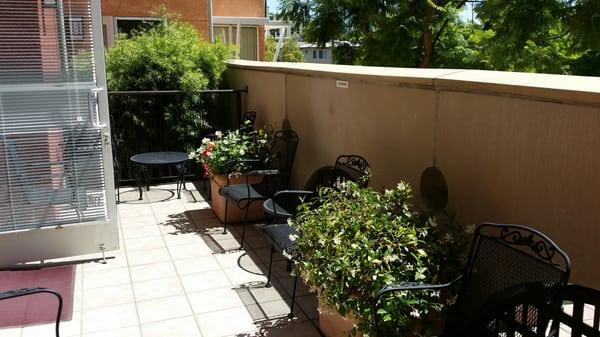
[262, 198, 294, 219]
[263, 223, 298, 254]
[220, 184, 269, 204]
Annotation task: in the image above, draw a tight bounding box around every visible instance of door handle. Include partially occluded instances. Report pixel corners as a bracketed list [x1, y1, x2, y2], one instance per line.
[88, 87, 106, 128]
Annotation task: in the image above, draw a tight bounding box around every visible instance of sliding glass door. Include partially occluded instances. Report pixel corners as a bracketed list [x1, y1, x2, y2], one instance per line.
[0, 0, 117, 265]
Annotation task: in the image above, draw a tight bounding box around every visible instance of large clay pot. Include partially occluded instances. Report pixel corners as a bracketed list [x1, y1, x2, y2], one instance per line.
[318, 299, 364, 337]
[210, 174, 265, 224]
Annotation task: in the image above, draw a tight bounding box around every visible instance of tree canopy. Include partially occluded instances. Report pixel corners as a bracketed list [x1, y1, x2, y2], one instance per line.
[265, 36, 305, 62]
[279, 0, 600, 75]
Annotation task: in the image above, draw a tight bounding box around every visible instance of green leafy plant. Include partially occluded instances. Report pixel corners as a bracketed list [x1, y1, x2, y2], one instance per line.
[105, 10, 233, 152]
[264, 36, 304, 62]
[190, 127, 272, 176]
[292, 181, 469, 336]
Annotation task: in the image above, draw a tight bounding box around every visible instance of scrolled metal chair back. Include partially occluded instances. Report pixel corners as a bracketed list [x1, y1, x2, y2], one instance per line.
[447, 223, 571, 336]
[268, 130, 299, 189]
[332, 154, 370, 188]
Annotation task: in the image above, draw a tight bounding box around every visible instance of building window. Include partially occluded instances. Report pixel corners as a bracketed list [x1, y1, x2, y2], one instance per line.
[318, 50, 324, 59]
[213, 25, 259, 61]
[323, 50, 327, 59]
[115, 17, 161, 38]
[313, 50, 317, 59]
[69, 17, 84, 40]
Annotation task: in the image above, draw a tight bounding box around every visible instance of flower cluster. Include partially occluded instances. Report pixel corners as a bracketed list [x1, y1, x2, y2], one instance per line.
[190, 128, 272, 177]
[292, 181, 470, 336]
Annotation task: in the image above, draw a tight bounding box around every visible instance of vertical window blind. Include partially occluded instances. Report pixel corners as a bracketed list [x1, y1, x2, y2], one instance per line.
[0, 0, 108, 233]
[213, 25, 258, 61]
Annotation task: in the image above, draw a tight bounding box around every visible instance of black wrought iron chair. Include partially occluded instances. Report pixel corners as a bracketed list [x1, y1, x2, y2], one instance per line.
[219, 130, 299, 249]
[261, 155, 371, 317]
[0, 288, 63, 336]
[240, 111, 257, 132]
[554, 284, 600, 337]
[330, 154, 371, 188]
[374, 223, 572, 337]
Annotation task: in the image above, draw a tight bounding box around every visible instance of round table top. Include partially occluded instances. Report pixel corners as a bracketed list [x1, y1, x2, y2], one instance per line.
[130, 151, 189, 165]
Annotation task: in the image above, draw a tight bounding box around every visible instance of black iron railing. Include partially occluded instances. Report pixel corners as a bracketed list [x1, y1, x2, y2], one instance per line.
[109, 88, 247, 184]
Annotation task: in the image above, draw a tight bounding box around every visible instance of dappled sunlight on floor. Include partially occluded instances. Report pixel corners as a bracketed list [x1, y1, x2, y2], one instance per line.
[0, 182, 321, 337]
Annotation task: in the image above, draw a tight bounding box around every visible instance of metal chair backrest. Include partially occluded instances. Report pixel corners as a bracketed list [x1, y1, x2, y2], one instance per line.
[269, 130, 298, 189]
[332, 155, 370, 188]
[241, 111, 257, 129]
[447, 223, 572, 336]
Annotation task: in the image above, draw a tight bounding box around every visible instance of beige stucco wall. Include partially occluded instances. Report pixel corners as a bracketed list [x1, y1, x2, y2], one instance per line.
[226, 60, 600, 289]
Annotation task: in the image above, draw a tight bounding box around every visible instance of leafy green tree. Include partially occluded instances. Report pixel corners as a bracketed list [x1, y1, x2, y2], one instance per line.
[280, 0, 469, 67]
[264, 36, 304, 62]
[279, 0, 600, 75]
[106, 14, 232, 152]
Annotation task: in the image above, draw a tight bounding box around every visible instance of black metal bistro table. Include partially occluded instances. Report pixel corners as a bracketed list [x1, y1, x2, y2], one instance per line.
[130, 152, 189, 200]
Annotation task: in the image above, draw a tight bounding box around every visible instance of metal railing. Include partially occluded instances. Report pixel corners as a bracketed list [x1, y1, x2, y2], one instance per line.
[109, 88, 247, 184]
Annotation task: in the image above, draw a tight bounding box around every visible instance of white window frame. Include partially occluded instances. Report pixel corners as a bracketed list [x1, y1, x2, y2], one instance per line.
[213, 24, 260, 61]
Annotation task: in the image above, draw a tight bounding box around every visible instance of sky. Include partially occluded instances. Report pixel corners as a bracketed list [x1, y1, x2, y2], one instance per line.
[267, 0, 280, 13]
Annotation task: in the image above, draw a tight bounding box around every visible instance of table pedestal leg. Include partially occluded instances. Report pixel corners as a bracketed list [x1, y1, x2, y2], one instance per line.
[136, 165, 145, 201]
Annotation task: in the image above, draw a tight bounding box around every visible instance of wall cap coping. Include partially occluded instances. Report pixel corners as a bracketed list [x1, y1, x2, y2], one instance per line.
[227, 60, 600, 106]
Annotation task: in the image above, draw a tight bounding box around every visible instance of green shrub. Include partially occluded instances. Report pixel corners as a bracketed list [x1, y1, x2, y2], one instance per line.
[292, 181, 468, 336]
[106, 14, 233, 151]
[264, 36, 304, 62]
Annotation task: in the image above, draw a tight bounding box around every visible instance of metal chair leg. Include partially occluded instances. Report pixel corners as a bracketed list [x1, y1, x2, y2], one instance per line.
[289, 275, 298, 318]
[239, 206, 249, 250]
[223, 199, 228, 234]
[266, 246, 274, 287]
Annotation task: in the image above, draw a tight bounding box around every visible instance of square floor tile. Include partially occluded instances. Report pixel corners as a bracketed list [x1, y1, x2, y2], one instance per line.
[126, 248, 171, 266]
[83, 267, 130, 289]
[136, 295, 192, 324]
[196, 307, 257, 337]
[124, 236, 166, 252]
[180, 270, 231, 293]
[188, 287, 245, 314]
[82, 303, 138, 334]
[83, 283, 134, 309]
[129, 261, 177, 283]
[133, 276, 184, 302]
[173, 256, 221, 275]
[83, 326, 141, 337]
[140, 316, 201, 337]
[168, 243, 212, 260]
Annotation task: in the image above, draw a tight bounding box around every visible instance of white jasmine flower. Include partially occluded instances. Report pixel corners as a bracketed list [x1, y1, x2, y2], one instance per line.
[333, 237, 341, 245]
[239, 149, 245, 156]
[215, 131, 223, 138]
[397, 182, 408, 191]
[431, 291, 440, 298]
[427, 217, 438, 228]
[201, 137, 210, 144]
[288, 233, 299, 241]
[409, 309, 421, 318]
[443, 233, 454, 243]
[383, 254, 399, 263]
[465, 224, 476, 234]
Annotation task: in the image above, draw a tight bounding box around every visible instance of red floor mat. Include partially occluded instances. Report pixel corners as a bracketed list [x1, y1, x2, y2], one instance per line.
[0, 266, 74, 328]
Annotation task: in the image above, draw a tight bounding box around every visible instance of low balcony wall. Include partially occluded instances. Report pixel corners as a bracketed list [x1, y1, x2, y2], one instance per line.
[226, 60, 600, 288]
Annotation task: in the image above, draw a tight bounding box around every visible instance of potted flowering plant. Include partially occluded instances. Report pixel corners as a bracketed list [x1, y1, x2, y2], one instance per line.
[191, 127, 272, 223]
[291, 180, 469, 337]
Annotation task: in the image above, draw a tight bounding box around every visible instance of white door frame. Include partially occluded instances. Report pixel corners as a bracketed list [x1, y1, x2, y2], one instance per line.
[0, 0, 119, 266]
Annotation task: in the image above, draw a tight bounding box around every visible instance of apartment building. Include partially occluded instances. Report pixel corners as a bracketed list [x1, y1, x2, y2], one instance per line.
[101, 0, 267, 60]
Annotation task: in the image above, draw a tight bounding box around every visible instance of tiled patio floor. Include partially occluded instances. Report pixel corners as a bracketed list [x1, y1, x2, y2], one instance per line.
[0, 182, 322, 337]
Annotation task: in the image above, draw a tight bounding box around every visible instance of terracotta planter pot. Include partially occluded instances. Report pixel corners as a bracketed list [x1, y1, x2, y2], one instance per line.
[210, 174, 265, 224]
[318, 299, 364, 337]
